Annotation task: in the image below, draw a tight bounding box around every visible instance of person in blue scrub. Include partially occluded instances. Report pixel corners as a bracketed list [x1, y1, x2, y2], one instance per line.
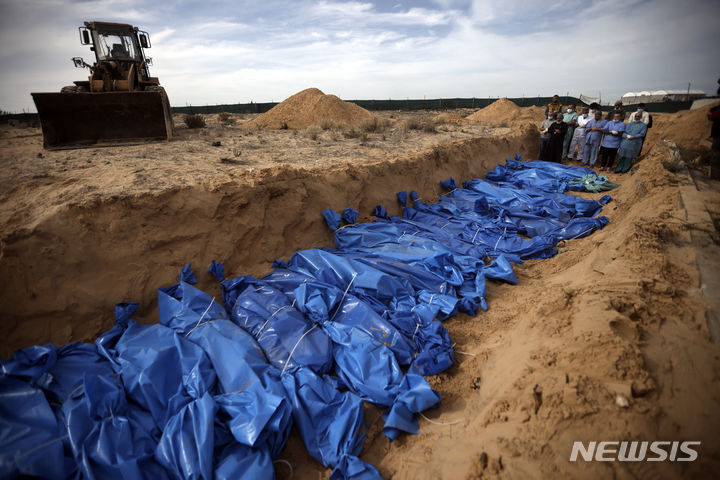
[615, 111, 648, 173]
[582, 110, 607, 167]
[598, 112, 626, 172]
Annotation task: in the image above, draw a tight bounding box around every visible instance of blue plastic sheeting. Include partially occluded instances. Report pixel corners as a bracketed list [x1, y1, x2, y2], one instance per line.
[0, 376, 67, 479]
[396, 191, 408, 207]
[333, 222, 517, 312]
[209, 259, 226, 281]
[485, 156, 595, 193]
[220, 267, 443, 441]
[373, 205, 388, 218]
[323, 208, 342, 230]
[343, 207, 359, 225]
[265, 258, 454, 375]
[221, 275, 333, 374]
[281, 368, 373, 473]
[440, 177, 457, 190]
[2, 155, 610, 479]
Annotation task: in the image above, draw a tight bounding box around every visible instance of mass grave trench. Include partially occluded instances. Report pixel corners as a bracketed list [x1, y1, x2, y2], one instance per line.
[0, 126, 538, 356]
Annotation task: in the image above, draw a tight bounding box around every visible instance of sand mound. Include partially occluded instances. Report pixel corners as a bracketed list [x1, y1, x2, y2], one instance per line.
[465, 98, 544, 127]
[241, 88, 375, 130]
[646, 101, 720, 151]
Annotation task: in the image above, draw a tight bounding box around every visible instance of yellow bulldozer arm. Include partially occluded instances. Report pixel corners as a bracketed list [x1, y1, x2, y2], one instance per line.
[31, 90, 173, 149]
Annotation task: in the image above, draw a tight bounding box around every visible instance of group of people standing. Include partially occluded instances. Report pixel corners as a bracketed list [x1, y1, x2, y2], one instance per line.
[539, 95, 651, 174]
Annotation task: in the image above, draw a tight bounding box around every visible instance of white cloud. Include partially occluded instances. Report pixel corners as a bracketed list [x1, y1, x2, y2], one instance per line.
[1, 0, 718, 112]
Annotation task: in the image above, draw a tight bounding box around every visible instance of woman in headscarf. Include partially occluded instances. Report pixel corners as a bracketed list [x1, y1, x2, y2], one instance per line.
[615, 111, 648, 173]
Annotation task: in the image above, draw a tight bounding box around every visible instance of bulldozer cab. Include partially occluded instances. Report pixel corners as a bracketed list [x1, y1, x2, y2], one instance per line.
[80, 22, 153, 88]
[32, 21, 174, 149]
[95, 30, 140, 62]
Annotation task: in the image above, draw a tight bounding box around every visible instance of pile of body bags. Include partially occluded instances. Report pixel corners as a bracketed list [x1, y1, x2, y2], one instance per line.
[0, 157, 610, 479]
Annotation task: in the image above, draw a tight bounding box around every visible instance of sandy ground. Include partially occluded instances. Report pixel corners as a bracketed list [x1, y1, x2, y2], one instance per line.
[1, 97, 719, 479]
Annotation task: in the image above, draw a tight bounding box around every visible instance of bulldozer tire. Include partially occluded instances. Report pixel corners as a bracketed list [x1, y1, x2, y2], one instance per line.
[146, 85, 175, 134]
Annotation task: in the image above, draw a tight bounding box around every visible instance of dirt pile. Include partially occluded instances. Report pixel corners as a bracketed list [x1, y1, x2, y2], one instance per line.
[465, 98, 544, 127]
[646, 101, 719, 152]
[433, 112, 468, 125]
[241, 88, 375, 130]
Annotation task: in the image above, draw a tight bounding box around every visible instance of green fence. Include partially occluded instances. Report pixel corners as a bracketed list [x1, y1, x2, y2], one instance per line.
[1, 96, 696, 124]
[169, 95, 693, 115]
[172, 96, 588, 115]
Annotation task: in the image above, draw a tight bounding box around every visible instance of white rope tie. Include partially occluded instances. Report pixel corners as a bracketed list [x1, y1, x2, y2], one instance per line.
[452, 343, 476, 357]
[471, 225, 481, 244]
[257, 305, 292, 340]
[492, 226, 507, 253]
[455, 350, 476, 357]
[570, 226, 596, 240]
[412, 322, 421, 343]
[185, 297, 215, 336]
[329, 273, 358, 322]
[419, 412, 464, 426]
[280, 323, 318, 377]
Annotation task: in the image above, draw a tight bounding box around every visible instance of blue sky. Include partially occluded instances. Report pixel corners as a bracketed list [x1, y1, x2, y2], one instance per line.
[1, 0, 718, 112]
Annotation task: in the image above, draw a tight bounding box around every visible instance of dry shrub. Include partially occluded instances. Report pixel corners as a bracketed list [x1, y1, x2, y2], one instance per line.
[319, 118, 337, 130]
[423, 119, 439, 133]
[328, 129, 341, 141]
[305, 125, 322, 140]
[342, 127, 360, 139]
[393, 126, 409, 143]
[184, 114, 206, 129]
[404, 118, 423, 130]
[218, 112, 236, 124]
[359, 116, 385, 133]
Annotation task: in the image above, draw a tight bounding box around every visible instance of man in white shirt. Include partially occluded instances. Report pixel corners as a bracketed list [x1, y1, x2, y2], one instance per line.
[567, 107, 591, 162]
[631, 103, 651, 125]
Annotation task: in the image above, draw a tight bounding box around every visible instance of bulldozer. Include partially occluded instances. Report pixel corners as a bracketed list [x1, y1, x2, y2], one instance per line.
[31, 21, 174, 149]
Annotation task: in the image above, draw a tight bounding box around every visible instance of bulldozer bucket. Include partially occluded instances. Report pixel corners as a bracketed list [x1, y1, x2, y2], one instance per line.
[31, 91, 173, 149]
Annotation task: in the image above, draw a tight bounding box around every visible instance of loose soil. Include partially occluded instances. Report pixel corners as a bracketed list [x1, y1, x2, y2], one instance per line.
[465, 97, 546, 129]
[1, 98, 719, 479]
[242, 87, 376, 130]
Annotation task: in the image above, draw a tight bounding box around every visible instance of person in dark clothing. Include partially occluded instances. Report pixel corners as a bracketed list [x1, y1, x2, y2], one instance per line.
[605, 100, 626, 121]
[546, 112, 568, 162]
[709, 103, 720, 179]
